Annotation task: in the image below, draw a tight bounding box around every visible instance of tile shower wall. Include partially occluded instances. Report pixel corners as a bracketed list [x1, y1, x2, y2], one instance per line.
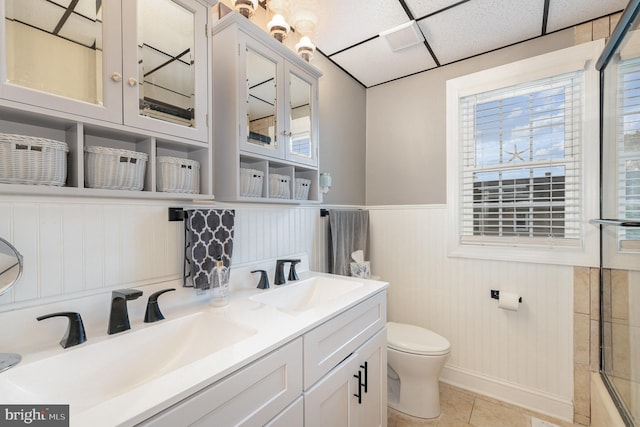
[368, 205, 575, 420]
[0, 197, 327, 311]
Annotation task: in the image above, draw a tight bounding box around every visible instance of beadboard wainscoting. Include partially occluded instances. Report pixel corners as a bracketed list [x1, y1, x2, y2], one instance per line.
[368, 205, 575, 421]
[0, 198, 328, 311]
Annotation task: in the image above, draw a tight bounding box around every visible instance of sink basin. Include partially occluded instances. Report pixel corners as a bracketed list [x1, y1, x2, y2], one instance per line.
[250, 276, 364, 312]
[0, 311, 255, 412]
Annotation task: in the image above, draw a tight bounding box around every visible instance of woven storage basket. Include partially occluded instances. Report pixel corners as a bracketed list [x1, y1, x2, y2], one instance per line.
[240, 168, 264, 197]
[84, 146, 148, 191]
[157, 156, 200, 194]
[294, 177, 311, 200]
[0, 133, 68, 186]
[269, 173, 291, 199]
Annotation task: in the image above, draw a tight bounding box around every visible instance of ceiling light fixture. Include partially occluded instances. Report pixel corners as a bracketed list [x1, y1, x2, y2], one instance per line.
[295, 36, 315, 61]
[379, 21, 424, 52]
[267, 14, 290, 42]
[290, 0, 318, 61]
[232, 0, 258, 18]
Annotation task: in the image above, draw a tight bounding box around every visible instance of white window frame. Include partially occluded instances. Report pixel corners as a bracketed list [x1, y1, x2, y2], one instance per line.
[446, 40, 603, 266]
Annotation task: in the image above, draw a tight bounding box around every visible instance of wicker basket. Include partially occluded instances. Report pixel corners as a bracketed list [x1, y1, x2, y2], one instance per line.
[269, 173, 291, 199]
[294, 177, 311, 200]
[240, 168, 264, 197]
[84, 146, 148, 191]
[157, 156, 200, 194]
[0, 133, 68, 186]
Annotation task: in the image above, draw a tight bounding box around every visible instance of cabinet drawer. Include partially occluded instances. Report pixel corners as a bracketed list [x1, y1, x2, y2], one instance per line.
[140, 338, 303, 427]
[265, 396, 303, 426]
[304, 291, 386, 390]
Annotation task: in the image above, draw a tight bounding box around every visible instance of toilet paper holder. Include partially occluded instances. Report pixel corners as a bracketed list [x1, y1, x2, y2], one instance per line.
[490, 290, 522, 303]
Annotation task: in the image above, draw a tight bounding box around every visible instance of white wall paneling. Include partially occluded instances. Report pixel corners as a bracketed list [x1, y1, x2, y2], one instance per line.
[368, 205, 575, 420]
[0, 199, 328, 311]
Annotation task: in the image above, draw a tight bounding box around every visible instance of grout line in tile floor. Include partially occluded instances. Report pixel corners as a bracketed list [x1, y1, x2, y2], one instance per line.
[388, 382, 583, 427]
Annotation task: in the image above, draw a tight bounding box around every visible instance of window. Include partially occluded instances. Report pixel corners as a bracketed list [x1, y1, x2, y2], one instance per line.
[447, 41, 602, 266]
[460, 72, 582, 241]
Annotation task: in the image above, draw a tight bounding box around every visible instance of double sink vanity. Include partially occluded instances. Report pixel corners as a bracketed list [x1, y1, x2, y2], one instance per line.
[0, 259, 388, 426]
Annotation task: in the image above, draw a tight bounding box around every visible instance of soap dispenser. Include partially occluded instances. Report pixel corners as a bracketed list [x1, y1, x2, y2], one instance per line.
[210, 259, 230, 307]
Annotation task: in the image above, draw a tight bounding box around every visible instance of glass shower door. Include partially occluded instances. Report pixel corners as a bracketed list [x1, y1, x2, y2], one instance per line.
[598, 3, 640, 424]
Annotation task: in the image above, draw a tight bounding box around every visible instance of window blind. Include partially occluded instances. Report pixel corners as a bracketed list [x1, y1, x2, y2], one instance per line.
[458, 71, 584, 245]
[618, 59, 640, 250]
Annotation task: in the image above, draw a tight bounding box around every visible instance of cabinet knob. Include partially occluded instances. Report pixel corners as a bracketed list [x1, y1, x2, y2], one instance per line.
[127, 77, 138, 87]
[111, 72, 122, 82]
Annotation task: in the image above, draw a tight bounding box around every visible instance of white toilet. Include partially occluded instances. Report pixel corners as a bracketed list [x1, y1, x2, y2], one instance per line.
[387, 321, 451, 419]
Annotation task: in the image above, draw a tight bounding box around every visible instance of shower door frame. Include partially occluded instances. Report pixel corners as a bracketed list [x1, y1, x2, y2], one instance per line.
[596, 1, 640, 425]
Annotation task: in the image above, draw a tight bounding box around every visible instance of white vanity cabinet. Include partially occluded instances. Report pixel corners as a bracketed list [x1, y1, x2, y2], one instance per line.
[211, 12, 322, 203]
[1, 0, 209, 142]
[139, 338, 304, 427]
[304, 291, 387, 427]
[0, 0, 213, 198]
[140, 290, 387, 427]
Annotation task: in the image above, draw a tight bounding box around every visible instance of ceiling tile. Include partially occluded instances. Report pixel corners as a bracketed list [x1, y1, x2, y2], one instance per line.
[404, 0, 465, 19]
[418, 0, 545, 65]
[315, 0, 409, 55]
[546, 0, 627, 33]
[330, 37, 437, 87]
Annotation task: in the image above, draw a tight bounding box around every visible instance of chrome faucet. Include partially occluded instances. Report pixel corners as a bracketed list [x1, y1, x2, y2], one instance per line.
[108, 289, 143, 334]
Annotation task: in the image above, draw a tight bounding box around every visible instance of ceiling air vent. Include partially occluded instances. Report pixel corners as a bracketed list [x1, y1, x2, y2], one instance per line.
[379, 21, 424, 52]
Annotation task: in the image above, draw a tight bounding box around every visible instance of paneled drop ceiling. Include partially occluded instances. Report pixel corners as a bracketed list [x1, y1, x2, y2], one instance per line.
[313, 0, 628, 88]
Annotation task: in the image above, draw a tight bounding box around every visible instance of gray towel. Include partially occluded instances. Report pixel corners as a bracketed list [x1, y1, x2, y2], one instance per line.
[185, 209, 235, 289]
[328, 209, 369, 276]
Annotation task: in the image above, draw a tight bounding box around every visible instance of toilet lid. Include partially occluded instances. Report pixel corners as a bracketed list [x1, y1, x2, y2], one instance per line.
[387, 322, 450, 356]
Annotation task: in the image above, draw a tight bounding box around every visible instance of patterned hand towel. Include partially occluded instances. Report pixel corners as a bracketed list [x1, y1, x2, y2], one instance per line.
[185, 209, 235, 289]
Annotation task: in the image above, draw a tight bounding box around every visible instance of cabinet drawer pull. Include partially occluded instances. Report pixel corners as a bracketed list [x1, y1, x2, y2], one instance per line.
[353, 371, 362, 404]
[360, 361, 368, 393]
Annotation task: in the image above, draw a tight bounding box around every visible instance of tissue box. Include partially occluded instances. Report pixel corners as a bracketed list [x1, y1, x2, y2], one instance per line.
[350, 261, 370, 279]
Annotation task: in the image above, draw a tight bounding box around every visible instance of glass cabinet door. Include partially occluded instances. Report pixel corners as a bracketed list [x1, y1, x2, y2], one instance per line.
[285, 64, 317, 166]
[121, 0, 208, 142]
[239, 38, 285, 158]
[2, 0, 122, 123]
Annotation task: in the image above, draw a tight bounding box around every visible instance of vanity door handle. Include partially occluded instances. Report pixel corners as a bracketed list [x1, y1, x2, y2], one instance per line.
[353, 370, 362, 404]
[360, 361, 368, 393]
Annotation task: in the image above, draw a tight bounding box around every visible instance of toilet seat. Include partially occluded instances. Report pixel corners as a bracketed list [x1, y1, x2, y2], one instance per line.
[387, 322, 450, 356]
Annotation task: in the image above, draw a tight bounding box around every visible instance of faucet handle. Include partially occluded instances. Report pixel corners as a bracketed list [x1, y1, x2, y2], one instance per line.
[144, 288, 176, 323]
[251, 270, 270, 289]
[37, 312, 87, 349]
[114, 288, 143, 300]
[288, 259, 301, 281]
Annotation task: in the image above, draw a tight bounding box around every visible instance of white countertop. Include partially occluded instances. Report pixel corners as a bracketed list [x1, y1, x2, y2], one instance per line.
[0, 263, 388, 427]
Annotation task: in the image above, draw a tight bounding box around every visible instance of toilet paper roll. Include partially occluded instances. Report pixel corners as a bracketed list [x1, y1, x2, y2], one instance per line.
[498, 291, 520, 311]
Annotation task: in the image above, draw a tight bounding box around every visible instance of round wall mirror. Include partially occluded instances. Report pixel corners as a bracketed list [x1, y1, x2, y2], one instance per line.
[0, 236, 23, 296]
[0, 236, 23, 372]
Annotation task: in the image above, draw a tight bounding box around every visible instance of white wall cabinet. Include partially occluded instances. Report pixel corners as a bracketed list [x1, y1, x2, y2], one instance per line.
[0, 0, 213, 199]
[141, 291, 387, 426]
[1, 0, 209, 142]
[211, 12, 322, 203]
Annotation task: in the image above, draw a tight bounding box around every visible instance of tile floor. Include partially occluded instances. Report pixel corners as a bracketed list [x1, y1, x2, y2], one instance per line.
[388, 382, 582, 427]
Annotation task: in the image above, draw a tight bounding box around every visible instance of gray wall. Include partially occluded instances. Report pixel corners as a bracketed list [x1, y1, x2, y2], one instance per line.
[314, 53, 367, 205]
[365, 29, 576, 205]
